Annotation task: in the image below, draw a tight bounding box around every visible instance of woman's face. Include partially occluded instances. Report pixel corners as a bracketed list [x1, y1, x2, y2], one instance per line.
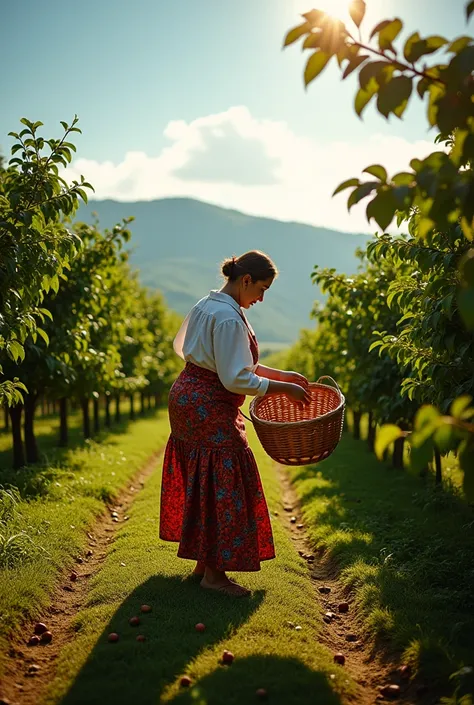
[239, 275, 274, 309]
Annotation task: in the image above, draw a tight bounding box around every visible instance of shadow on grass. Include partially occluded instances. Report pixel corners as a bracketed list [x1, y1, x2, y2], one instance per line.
[56, 574, 340, 705]
[0, 407, 162, 497]
[291, 432, 474, 690]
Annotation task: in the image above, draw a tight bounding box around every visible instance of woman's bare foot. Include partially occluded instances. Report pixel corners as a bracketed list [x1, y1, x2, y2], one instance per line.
[193, 560, 205, 576]
[200, 567, 251, 597]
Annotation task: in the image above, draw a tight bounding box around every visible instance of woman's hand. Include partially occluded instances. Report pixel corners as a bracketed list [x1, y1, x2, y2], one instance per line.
[286, 382, 312, 405]
[283, 370, 310, 390]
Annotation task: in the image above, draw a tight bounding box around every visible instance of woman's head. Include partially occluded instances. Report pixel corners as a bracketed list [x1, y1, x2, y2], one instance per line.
[221, 250, 278, 309]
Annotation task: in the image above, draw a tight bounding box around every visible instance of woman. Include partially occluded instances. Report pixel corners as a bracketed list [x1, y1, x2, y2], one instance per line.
[159, 250, 311, 597]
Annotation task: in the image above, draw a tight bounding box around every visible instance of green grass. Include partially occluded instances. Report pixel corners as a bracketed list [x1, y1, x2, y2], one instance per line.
[43, 422, 357, 705]
[0, 408, 170, 677]
[290, 431, 474, 700]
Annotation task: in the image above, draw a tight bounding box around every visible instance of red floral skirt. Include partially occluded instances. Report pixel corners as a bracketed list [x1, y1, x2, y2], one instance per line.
[159, 362, 275, 571]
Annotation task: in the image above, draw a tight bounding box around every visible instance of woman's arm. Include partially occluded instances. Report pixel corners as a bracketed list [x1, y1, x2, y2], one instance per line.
[256, 364, 310, 389]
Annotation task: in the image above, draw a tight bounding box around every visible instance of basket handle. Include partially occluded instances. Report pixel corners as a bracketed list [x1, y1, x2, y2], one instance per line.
[316, 375, 342, 397]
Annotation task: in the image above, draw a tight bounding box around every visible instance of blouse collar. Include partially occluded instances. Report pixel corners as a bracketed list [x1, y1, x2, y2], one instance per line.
[209, 290, 242, 314]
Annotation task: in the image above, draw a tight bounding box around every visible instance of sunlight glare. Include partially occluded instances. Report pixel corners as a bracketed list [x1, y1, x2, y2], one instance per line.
[292, 0, 352, 23]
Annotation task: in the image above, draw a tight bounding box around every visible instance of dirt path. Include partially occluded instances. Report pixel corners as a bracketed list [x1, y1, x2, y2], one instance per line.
[0, 450, 162, 705]
[276, 464, 418, 705]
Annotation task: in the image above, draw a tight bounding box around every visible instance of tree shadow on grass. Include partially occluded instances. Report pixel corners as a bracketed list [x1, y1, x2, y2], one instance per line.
[290, 432, 474, 690]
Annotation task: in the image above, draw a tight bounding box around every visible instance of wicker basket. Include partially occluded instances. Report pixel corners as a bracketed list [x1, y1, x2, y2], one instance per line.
[249, 376, 345, 466]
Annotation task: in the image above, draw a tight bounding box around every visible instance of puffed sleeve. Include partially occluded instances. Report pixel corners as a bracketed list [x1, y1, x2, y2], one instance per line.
[213, 319, 269, 396]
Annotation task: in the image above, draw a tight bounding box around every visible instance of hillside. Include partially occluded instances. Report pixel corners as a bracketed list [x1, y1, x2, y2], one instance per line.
[76, 198, 369, 344]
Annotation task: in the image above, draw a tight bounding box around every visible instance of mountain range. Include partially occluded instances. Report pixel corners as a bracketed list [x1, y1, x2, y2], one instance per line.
[76, 198, 369, 346]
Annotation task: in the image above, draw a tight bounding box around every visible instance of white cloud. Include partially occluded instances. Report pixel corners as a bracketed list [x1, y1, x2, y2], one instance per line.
[66, 105, 437, 233]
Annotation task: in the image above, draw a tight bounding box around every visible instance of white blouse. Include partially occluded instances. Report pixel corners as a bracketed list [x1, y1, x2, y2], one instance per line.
[173, 290, 269, 397]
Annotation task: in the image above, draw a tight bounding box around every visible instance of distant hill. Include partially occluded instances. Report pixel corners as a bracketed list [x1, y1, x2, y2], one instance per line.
[76, 198, 368, 344]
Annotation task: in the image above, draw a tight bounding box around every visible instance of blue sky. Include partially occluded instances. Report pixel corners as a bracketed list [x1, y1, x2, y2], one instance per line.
[1, 0, 471, 230]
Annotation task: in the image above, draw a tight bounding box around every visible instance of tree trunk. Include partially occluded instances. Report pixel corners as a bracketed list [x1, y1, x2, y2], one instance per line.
[367, 411, 376, 452]
[140, 391, 145, 416]
[147, 394, 152, 410]
[41, 397, 46, 417]
[352, 410, 362, 440]
[392, 437, 405, 469]
[434, 445, 442, 485]
[9, 405, 25, 469]
[3, 405, 9, 431]
[24, 393, 39, 464]
[93, 397, 100, 434]
[59, 397, 68, 447]
[129, 393, 135, 420]
[105, 395, 111, 428]
[115, 394, 120, 423]
[81, 398, 91, 439]
[154, 392, 160, 408]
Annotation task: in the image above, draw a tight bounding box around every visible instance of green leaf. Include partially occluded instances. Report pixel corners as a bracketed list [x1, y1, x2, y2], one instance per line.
[332, 178, 360, 196]
[418, 217, 435, 239]
[458, 288, 474, 329]
[369, 19, 392, 40]
[363, 164, 388, 181]
[347, 181, 379, 209]
[366, 189, 398, 230]
[37, 328, 50, 346]
[359, 60, 389, 90]
[377, 76, 413, 118]
[283, 21, 311, 47]
[304, 51, 331, 86]
[349, 0, 366, 28]
[460, 249, 474, 286]
[451, 395, 473, 419]
[375, 424, 404, 460]
[414, 404, 442, 431]
[467, 1, 474, 21]
[342, 54, 368, 79]
[6, 340, 25, 363]
[404, 35, 448, 62]
[404, 32, 421, 62]
[354, 78, 378, 116]
[410, 435, 435, 471]
[448, 36, 472, 54]
[378, 18, 403, 50]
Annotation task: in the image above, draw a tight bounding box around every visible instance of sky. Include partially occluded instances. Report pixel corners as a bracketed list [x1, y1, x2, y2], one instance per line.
[1, 0, 471, 233]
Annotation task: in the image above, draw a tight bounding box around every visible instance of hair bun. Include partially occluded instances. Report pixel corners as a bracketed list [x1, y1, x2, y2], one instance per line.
[221, 257, 236, 278]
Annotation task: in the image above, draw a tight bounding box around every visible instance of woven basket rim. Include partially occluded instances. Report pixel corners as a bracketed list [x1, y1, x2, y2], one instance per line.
[249, 381, 345, 429]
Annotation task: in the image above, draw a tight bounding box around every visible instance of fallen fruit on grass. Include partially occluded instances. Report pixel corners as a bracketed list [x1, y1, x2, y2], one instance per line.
[129, 616, 140, 627]
[256, 688, 268, 700]
[380, 684, 400, 698]
[333, 652, 345, 665]
[195, 623, 206, 632]
[296, 523, 304, 529]
[338, 602, 349, 613]
[140, 605, 152, 613]
[108, 633, 119, 643]
[28, 635, 40, 646]
[86, 549, 93, 557]
[70, 572, 78, 582]
[136, 635, 146, 642]
[398, 664, 411, 679]
[40, 631, 53, 644]
[318, 586, 331, 594]
[180, 676, 192, 687]
[295, 625, 302, 631]
[222, 650, 234, 664]
[346, 633, 358, 642]
[33, 622, 48, 636]
[290, 516, 297, 523]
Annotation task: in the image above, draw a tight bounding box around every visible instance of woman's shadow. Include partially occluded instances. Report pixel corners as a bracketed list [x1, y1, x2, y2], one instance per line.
[58, 574, 341, 705]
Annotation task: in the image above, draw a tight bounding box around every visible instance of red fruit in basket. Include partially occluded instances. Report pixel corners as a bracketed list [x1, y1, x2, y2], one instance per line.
[195, 622, 206, 632]
[34, 622, 48, 635]
[140, 604, 152, 613]
[108, 632, 120, 643]
[222, 650, 234, 664]
[333, 652, 345, 665]
[40, 630, 53, 643]
[129, 616, 140, 627]
[136, 634, 146, 642]
[180, 676, 192, 687]
[28, 635, 40, 646]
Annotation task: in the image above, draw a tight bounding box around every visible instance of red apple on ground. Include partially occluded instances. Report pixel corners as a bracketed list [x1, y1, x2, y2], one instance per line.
[338, 602, 349, 613]
[380, 684, 400, 698]
[136, 634, 146, 642]
[398, 664, 411, 679]
[195, 623, 206, 632]
[70, 572, 78, 582]
[129, 616, 140, 627]
[40, 631, 53, 644]
[108, 632, 119, 643]
[28, 635, 40, 646]
[333, 652, 345, 665]
[180, 676, 192, 687]
[33, 622, 48, 635]
[256, 687, 268, 700]
[140, 605, 152, 613]
[222, 650, 234, 664]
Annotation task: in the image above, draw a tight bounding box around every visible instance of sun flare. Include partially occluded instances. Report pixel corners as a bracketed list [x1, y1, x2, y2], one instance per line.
[293, 0, 352, 22]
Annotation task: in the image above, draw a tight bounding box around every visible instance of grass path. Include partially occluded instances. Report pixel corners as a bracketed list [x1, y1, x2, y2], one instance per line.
[3, 417, 366, 705]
